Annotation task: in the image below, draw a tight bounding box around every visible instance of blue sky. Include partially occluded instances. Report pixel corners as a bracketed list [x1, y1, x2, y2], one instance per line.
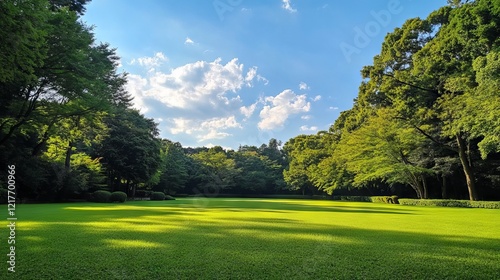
[83, 0, 447, 149]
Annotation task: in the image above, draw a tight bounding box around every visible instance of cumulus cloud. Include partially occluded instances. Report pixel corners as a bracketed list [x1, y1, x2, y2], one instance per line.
[125, 74, 149, 113]
[301, 115, 312, 120]
[329, 106, 339, 110]
[185, 37, 195, 45]
[240, 102, 257, 119]
[127, 57, 260, 142]
[258, 89, 310, 130]
[300, 125, 319, 132]
[299, 82, 309, 90]
[282, 0, 297, 13]
[130, 52, 167, 69]
[312, 95, 322, 101]
[169, 116, 241, 142]
[141, 57, 252, 110]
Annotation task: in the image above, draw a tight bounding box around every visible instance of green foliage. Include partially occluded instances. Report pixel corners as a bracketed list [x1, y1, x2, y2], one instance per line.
[165, 195, 176, 200]
[190, 146, 239, 191]
[332, 196, 372, 202]
[370, 196, 399, 204]
[92, 190, 111, 203]
[97, 108, 162, 191]
[109, 191, 127, 203]
[135, 190, 152, 198]
[399, 199, 500, 209]
[336, 109, 434, 198]
[152, 140, 189, 194]
[150, 192, 166, 201]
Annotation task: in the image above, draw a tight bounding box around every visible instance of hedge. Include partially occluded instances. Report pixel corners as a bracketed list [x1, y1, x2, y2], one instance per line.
[333, 196, 372, 202]
[399, 199, 500, 209]
[92, 190, 112, 203]
[150, 192, 166, 201]
[110, 191, 127, 203]
[370, 196, 399, 204]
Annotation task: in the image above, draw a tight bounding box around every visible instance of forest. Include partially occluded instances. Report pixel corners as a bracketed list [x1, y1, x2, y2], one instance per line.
[1, 0, 499, 203]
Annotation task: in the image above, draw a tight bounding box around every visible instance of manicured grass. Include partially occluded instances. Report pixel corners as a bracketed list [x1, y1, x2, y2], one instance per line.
[2, 198, 499, 279]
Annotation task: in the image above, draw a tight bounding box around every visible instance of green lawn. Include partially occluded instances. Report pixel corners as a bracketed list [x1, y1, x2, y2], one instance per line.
[2, 198, 499, 279]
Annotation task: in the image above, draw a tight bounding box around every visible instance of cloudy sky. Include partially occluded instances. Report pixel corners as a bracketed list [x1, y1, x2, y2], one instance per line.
[83, 0, 446, 149]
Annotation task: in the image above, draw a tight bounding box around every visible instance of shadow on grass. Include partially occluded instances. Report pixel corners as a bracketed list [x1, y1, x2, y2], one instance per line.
[9, 201, 499, 279]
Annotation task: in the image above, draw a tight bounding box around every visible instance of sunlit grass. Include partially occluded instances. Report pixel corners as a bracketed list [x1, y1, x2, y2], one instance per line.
[1, 198, 499, 279]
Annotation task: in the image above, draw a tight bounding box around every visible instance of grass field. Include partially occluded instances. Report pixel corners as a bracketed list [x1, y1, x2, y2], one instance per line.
[2, 198, 500, 279]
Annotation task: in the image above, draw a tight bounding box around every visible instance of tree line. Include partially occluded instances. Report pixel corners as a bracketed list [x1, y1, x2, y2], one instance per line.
[1, 0, 499, 202]
[284, 0, 500, 201]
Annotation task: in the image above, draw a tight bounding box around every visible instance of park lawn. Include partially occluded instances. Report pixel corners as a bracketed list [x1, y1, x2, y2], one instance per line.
[2, 198, 499, 279]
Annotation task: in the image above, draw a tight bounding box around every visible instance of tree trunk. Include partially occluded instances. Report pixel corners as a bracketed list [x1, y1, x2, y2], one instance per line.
[65, 141, 73, 171]
[421, 176, 428, 199]
[456, 134, 478, 201]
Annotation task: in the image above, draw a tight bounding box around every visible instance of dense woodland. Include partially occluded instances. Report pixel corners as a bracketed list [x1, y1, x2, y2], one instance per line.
[1, 0, 499, 202]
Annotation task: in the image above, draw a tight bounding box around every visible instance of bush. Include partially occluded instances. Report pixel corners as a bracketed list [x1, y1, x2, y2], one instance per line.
[135, 190, 152, 198]
[398, 199, 500, 209]
[150, 192, 165, 201]
[333, 196, 371, 202]
[110, 191, 127, 203]
[165, 195, 176, 200]
[370, 196, 399, 204]
[92, 190, 112, 203]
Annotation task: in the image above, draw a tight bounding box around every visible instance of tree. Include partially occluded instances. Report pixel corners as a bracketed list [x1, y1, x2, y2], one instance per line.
[233, 150, 284, 194]
[190, 147, 239, 193]
[356, 0, 500, 200]
[153, 140, 189, 194]
[283, 134, 330, 195]
[96, 108, 161, 197]
[336, 109, 435, 198]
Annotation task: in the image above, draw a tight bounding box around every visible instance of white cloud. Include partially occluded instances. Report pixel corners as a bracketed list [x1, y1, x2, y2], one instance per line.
[185, 37, 195, 45]
[125, 74, 149, 113]
[169, 116, 241, 142]
[282, 0, 297, 13]
[142, 57, 253, 109]
[258, 89, 310, 130]
[301, 115, 312, 120]
[312, 95, 322, 102]
[300, 125, 319, 132]
[299, 82, 309, 90]
[257, 74, 269, 85]
[130, 52, 167, 69]
[329, 106, 339, 110]
[245, 67, 257, 86]
[240, 103, 257, 119]
[129, 57, 259, 143]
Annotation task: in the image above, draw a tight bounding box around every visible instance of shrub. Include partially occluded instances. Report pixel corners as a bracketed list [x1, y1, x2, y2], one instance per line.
[333, 196, 371, 202]
[398, 199, 500, 209]
[150, 192, 165, 201]
[92, 190, 112, 203]
[370, 196, 399, 204]
[469, 201, 500, 209]
[135, 190, 152, 198]
[165, 195, 176, 200]
[110, 191, 127, 203]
